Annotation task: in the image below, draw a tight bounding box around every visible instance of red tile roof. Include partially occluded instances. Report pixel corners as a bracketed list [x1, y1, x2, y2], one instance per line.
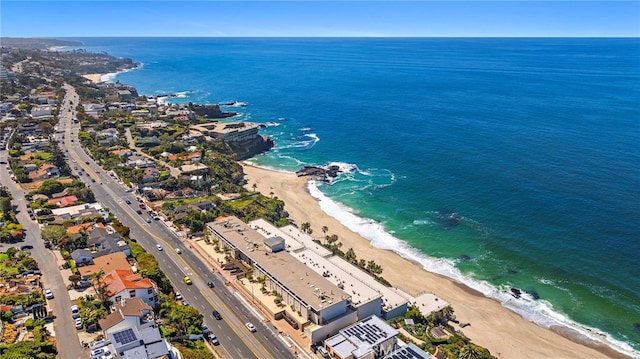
[47, 195, 79, 208]
[102, 269, 153, 297]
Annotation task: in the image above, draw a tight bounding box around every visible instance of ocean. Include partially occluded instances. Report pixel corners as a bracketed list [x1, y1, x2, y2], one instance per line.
[69, 37, 640, 356]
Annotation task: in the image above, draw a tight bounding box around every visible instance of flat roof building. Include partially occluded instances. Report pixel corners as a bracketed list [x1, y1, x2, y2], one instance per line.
[207, 216, 351, 327]
[324, 315, 399, 359]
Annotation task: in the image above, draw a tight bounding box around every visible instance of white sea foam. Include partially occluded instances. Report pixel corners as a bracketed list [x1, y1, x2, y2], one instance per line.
[100, 64, 142, 83]
[306, 180, 640, 358]
[264, 122, 280, 127]
[277, 133, 320, 150]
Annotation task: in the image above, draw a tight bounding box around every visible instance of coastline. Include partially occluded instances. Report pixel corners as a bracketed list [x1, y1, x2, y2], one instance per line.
[241, 162, 630, 359]
[82, 73, 104, 83]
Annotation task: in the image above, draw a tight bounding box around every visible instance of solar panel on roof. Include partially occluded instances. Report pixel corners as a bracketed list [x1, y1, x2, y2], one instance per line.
[113, 328, 138, 346]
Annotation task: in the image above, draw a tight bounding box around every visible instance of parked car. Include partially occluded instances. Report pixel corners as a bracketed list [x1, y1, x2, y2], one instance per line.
[44, 288, 54, 299]
[90, 348, 111, 359]
[71, 305, 80, 318]
[175, 292, 183, 301]
[208, 333, 220, 345]
[245, 322, 256, 332]
[75, 317, 83, 330]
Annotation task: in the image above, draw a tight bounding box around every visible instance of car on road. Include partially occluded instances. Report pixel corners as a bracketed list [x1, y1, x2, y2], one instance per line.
[85, 161, 89, 164]
[175, 248, 182, 254]
[156, 244, 163, 251]
[44, 288, 54, 299]
[182, 300, 189, 306]
[146, 218, 152, 223]
[71, 305, 80, 318]
[20, 244, 33, 250]
[125, 199, 131, 204]
[245, 322, 257, 332]
[175, 292, 183, 301]
[75, 317, 83, 330]
[136, 209, 143, 214]
[139, 203, 146, 209]
[183, 276, 192, 285]
[207, 281, 214, 288]
[212, 310, 222, 320]
[208, 333, 220, 345]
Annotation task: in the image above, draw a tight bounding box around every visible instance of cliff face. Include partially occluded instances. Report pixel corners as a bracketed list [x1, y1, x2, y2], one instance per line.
[227, 135, 274, 160]
[189, 104, 237, 119]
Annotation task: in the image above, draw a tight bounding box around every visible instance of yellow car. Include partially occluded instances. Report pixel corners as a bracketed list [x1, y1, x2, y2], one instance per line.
[183, 276, 192, 285]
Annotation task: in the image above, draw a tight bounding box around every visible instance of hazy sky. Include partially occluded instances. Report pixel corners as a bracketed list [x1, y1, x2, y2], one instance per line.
[1, 1, 639, 37]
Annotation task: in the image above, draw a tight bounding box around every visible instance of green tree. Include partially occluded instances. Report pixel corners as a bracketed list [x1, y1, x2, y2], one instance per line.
[40, 225, 67, 243]
[345, 248, 357, 263]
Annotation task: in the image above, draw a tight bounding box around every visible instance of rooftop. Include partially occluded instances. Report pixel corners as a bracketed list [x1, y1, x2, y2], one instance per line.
[209, 216, 350, 312]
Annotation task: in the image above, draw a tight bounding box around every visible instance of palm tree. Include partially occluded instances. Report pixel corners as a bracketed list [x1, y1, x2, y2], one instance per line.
[300, 222, 311, 233]
[89, 269, 106, 301]
[252, 183, 257, 192]
[458, 344, 484, 359]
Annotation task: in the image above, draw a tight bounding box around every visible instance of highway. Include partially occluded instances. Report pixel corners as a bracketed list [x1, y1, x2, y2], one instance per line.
[58, 85, 296, 359]
[0, 90, 86, 359]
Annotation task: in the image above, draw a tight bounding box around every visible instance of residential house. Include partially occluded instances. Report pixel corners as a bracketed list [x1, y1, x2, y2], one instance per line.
[111, 149, 133, 158]
[47, 195, 78, 208]
[88, 228, 131, 258]
[71, 248, 93, 265]
[98, 298, 154, 334]
[324, 315, 399, 359]
[127, 157, 156, 169]
[78, 252, 132, 280]
[83, 103, 105, 117]
[30, 105, 53, 118]
[142, 167, 160, 183]
[98, 298, 168, 359]
[28, 164, 60, 181]
[102, 269, 157, 308]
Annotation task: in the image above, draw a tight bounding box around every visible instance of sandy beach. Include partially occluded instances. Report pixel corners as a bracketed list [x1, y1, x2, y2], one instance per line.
[241, 163, 628, 359]
[82, 73, 104, 83]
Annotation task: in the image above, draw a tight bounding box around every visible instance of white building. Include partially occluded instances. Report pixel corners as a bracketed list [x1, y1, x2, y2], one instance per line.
[207, 216, 355, 342]
[30, 105, 53, 117]
[102, 269, 158, 308]
[324, 315, 399, 359]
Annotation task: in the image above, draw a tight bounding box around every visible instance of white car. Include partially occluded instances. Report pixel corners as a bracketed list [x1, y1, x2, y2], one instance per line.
[75, 317, 83, 329]
[44, 288, 54, 299]
[175, 248, 182, 254]
[245, 322, 257, 332]
[71, 305, 80, 318]
[156, 244, 163, 251]
[175, 292, 183, 300]
[90, 347, 110, 358]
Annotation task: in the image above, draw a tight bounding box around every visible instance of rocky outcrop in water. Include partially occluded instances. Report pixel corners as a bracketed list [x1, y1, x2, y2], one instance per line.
[296, 165, 341, 182]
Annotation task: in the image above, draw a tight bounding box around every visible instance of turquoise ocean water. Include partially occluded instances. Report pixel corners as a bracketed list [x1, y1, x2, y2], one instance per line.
[71, 38, 639, 356]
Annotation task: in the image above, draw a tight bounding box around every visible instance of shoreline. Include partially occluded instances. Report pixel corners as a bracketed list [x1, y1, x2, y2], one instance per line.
[241, 162, 630, 359]
[82, 73, 104, 84]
